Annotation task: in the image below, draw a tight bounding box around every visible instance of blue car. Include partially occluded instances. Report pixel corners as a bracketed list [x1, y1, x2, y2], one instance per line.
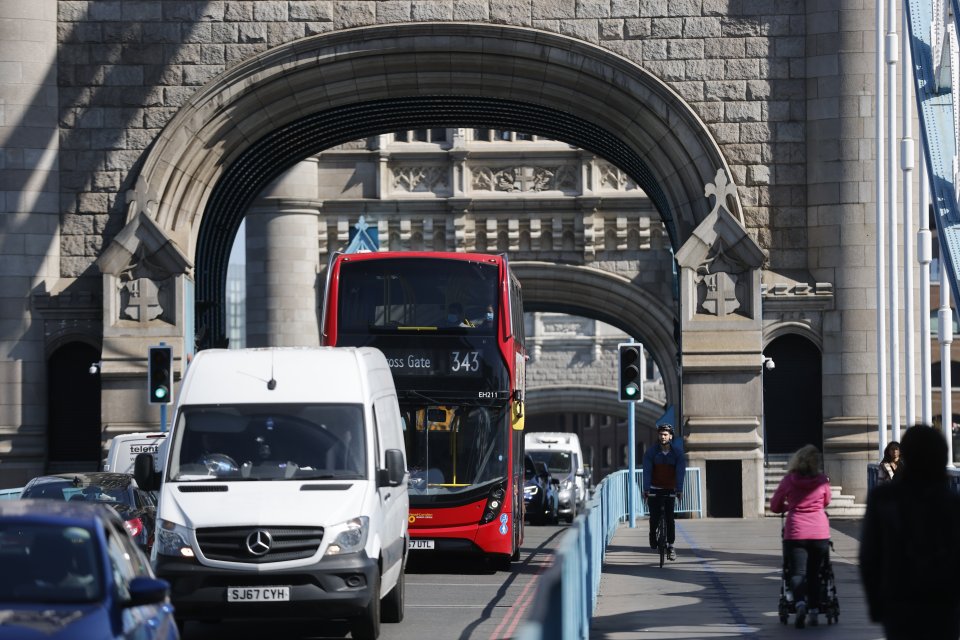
[0, 500, 178, 640]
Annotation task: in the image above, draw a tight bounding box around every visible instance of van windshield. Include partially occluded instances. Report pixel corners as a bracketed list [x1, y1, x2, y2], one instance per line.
[169, 404, 366, 481]
[527, 450, 573, 476]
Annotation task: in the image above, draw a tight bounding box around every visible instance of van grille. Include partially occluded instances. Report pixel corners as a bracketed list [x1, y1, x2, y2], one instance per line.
[196, 526, 324, 563]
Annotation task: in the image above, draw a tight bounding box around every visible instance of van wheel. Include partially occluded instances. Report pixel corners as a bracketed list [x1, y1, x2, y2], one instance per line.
[381, 567, 404, 623]
[351, 573, 381, 639]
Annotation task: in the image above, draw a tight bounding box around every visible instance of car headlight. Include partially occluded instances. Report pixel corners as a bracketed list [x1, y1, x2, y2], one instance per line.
[156, 519, 194, 558]
[324, 516, 369, 556]
[524, 485, 538, 496]
[561, 479, 574, 491]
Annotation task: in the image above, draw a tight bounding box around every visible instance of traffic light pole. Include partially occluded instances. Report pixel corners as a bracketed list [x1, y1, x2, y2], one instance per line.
[628, 394, 636, 528]
[160, 404, 167, 433]
[616, 339, 642, 528]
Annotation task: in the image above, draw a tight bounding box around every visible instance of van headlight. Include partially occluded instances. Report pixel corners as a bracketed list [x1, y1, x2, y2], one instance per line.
[157, 519, 195, 558]
[561, 479, 574, 491]
[324, 517, 369, 556]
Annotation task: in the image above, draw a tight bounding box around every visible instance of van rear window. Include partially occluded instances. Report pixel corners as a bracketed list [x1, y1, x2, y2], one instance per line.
[169, 404, 366, 481]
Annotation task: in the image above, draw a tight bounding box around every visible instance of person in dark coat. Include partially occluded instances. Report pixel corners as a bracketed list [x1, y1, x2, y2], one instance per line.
[641, 423, 686, 561]
[877, 440, 901, 483]
[860, 425, 960, 640]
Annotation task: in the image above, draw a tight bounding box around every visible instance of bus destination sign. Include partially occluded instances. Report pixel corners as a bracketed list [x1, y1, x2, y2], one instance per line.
[383, 349, 483, 377]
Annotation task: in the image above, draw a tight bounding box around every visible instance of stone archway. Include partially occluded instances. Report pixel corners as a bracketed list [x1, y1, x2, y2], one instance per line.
[763, 334, 823, 454]
[108, 22, 770, 515]
[47, 342, 101, 470]
[124, 23, 738, 348]
[513, 262, 679, 407]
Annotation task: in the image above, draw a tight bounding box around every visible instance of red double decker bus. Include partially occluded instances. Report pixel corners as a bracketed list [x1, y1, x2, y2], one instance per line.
[322, 251, 526, 569]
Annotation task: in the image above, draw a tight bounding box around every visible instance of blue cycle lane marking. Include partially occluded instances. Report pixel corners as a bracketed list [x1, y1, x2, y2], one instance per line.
[677, 523, 751, 629]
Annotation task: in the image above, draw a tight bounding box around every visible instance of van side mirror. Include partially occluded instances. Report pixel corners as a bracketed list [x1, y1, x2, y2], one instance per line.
[379, 449, 406, 488]
[134, 453, 160, 492]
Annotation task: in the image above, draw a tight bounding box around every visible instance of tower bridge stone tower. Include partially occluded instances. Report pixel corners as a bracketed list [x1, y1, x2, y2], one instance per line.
[0, 1, 887, 516]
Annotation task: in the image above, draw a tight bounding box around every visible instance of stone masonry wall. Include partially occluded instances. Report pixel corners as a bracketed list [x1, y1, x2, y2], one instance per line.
[53, 0, 807, 282]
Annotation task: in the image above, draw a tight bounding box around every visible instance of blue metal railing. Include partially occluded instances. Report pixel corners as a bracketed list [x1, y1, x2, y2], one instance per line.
[516, 467, 702, 640]
[867, 463, 960, 493]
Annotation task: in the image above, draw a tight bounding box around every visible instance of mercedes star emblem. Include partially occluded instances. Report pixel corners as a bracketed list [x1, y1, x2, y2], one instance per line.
[245, 529, 273, 556]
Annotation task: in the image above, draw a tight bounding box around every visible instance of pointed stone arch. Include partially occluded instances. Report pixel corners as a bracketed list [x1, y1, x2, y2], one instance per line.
[512, 262, 679, 408]
[125, 23, 738, 347]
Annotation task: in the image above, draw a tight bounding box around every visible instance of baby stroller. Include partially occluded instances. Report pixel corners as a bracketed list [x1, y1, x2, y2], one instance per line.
[777, 538, 840, 626]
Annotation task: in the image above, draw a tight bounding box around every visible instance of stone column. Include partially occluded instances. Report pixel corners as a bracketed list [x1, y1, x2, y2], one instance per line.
[806, 1, 887, 499]
[0, 0, 59, 487]
[245, 159, 321, 347]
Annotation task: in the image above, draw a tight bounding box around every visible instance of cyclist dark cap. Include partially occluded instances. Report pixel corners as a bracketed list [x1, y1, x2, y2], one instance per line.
[657, 424, 674, 434]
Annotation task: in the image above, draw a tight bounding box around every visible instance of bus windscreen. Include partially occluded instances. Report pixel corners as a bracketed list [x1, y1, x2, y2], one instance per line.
[338, 258, 499, 335]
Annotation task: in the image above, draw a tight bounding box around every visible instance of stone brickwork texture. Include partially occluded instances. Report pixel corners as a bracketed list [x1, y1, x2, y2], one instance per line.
[0, 0, 894, 512]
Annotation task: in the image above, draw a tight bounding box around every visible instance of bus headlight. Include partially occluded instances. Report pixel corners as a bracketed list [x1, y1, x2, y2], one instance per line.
[480, 484, 506, 524]
[156, 519, 194, 558]
[324, 517, 369, 556]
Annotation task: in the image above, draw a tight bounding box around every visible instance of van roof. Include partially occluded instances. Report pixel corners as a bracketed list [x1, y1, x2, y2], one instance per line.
[526, 432, 580, 446]
[181, 347, 386, 405]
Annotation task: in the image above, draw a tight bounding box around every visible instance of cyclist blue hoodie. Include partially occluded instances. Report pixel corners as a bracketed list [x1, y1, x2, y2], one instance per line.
[642, 437, 686, 494]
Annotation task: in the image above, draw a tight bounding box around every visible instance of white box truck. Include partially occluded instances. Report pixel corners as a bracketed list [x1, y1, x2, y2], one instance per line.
[524, 432, 588, 522]
[135, 347, 408, 639]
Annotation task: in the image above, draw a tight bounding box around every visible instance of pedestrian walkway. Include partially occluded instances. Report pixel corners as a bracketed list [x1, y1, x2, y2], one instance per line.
[590, 517, 883, 639]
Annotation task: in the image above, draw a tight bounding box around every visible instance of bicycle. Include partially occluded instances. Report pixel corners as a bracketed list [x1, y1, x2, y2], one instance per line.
[647, 490, 677, 568]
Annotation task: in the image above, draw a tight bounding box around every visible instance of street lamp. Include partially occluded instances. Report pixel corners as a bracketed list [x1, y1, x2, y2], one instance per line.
[761, 355, 775, 516]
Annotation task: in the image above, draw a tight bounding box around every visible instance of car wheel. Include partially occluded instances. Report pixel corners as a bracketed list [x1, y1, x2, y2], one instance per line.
[351, 572, 381, 639]
[381, 566, 404, 623]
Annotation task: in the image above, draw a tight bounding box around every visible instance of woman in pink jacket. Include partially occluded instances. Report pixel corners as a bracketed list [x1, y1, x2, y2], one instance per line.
[770, 444, 831, 629]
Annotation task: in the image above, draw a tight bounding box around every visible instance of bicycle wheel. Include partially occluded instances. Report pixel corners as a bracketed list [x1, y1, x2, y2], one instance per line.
[658, 513, 666, 568]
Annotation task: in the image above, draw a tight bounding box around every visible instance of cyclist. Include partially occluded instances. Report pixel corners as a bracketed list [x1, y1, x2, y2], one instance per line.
[642, 423, 686, 561]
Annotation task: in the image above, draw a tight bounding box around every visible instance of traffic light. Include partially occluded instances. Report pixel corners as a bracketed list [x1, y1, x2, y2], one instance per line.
[147, 346, 173, 404]
[617, 343, 644, 403]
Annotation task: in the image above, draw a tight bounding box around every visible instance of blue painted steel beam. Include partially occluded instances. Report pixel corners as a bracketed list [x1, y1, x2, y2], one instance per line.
[907, 0, 960, 306]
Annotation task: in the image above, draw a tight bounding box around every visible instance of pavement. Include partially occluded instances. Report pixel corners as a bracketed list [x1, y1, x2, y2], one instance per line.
[590, 517, 885, 640]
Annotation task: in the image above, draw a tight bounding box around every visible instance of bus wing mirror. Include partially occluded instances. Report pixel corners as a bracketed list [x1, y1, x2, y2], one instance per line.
[380, 449, 406, 488]
[134, 453, 160, 492]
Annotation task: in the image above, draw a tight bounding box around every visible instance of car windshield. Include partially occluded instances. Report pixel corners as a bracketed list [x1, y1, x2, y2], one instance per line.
[528, 450, 573, 476]
[524, 457, 538, 481]
[21, 478, 133, 508]
[169, 404, 367, 481]
[0, 523, 103, 603]
[404, 405, 507, 496]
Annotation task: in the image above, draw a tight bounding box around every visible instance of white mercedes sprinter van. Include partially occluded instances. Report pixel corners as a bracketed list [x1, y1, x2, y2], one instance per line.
[524, 432, 587, 521]
[134, 347, 408, 639]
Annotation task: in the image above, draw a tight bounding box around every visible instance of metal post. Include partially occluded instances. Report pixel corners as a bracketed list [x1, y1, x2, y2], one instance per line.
[627, 338, 637, 528]
[158, 340, 169, 432]
[940, 253, 955, 467]
[901, 4, 916, 430]
[919, 151, 934, 426]
[876, 0, 889, 458]
[886, 0, 901, 443]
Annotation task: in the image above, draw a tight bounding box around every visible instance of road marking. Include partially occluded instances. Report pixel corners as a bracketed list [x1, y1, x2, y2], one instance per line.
[489, 558, 549, 640]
